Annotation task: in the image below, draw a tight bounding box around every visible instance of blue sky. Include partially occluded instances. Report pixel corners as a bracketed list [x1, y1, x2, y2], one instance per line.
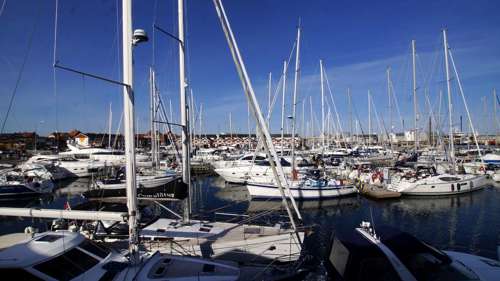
[0, 0, 499, 136]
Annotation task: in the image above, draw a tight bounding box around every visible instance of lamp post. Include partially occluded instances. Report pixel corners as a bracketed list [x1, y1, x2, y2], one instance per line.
[34, 120, 44, 154]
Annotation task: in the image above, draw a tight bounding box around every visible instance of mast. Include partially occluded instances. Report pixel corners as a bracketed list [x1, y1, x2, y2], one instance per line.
[310, 96, 314, 148]
[387, 67, 393, 145]
[212, 0, 303, 230]
[494, 88, 498, 140]
[108, 102, 112, 148]
[280, 61, 287, 155]
[443, 29, 455, 173]
[412, 39, 418, 152]
[368, 90, 371, 144]
[190, 90, 195, 150]
[268, 72, 272, 128]
[178, 0, 191, 222]
[122, 0, 139, 262]
[301, 99, 305, 144]
[291, 21, 301, 173]
[247, 102, 251, 149]
[320, 59, 325, 149]
[229, 112, 233, 138]
[348, 87, 352, 141]
[149, 67, 158, 168]
[199, 103, 203, 140]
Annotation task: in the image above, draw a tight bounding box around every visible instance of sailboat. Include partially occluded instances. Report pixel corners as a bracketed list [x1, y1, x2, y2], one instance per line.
[387, 30, 488, 196]
[245, 28, 357, 200]
[129, 0, 306, 264]
[0, 1, 309, 280]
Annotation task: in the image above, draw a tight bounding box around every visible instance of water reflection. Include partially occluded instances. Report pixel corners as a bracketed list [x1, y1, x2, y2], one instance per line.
[0, 175, 499, 260]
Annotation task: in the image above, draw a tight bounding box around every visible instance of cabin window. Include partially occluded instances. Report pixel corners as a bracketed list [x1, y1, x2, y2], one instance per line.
[78, 240, 111, 259]
[0, 268, 43, 281]
[255, 156, 266, 160]
[451, 184, 455, 191]
[34, 248, 99, 281]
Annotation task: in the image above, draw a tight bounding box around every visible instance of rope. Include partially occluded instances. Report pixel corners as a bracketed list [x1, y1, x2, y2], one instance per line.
[1, 3, 40, 133]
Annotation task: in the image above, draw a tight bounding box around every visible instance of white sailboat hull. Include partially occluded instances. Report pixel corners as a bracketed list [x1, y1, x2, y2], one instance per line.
[246, 182, 358, 200]
[388, 174, 488, 196]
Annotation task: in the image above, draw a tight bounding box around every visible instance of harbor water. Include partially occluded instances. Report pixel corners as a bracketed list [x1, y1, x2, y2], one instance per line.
[1, 175, 499, 264]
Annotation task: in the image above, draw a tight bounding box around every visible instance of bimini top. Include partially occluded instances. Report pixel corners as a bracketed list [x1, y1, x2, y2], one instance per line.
[0, 231, 84, 268]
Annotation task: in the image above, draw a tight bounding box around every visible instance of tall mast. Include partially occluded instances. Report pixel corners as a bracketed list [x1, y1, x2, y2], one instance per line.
[149, 68, 158, 168]
[348, 87, 352, 141]
[247, 102, 251, 149]
[212, 0, 303, 230]
[368, 90, 371, 144]
[122, 0, 139, 262]
[412, 39, 418, 152]
[494, 88, 498, 140]
[291, 21, 301, 173]
[309, 96, 313, 148]
[178, 0, 191, 222]
[320, 59, 325, 149]
[199, 103, 203, 140]
[268, 72, 272, 128]
[108, 102, 112, 148]
[387, 67, 392, 136]
[190, 90, 195, 150]
[301, 99, 305, 142]
[443, 29, 455, 173]
[229, 112, 233, 138]
[281, 61, 287, 155]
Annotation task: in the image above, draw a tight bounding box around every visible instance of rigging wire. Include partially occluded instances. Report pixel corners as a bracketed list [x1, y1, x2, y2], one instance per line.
[0, 0, 6, 18]
[1, 2, 41, 134]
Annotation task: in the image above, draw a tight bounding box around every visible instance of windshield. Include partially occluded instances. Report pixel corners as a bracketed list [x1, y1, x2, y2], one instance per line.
[400, 252, 479, 280]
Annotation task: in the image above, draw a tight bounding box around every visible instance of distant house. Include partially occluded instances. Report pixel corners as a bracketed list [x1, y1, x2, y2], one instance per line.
[74, 132, 89, 147]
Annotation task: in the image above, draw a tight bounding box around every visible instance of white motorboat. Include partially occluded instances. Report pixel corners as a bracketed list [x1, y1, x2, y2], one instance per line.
[211, 152, 267, 170]
[329, 221, 500, 281]
[23, 154, 105, 179]
[61, 141, 149, 166]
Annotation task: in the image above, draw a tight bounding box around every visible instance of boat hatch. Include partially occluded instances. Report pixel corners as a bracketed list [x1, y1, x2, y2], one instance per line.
[33, 247, 99, 281]
[35, 234, 61, 243]
[79, 240, 110, 258]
